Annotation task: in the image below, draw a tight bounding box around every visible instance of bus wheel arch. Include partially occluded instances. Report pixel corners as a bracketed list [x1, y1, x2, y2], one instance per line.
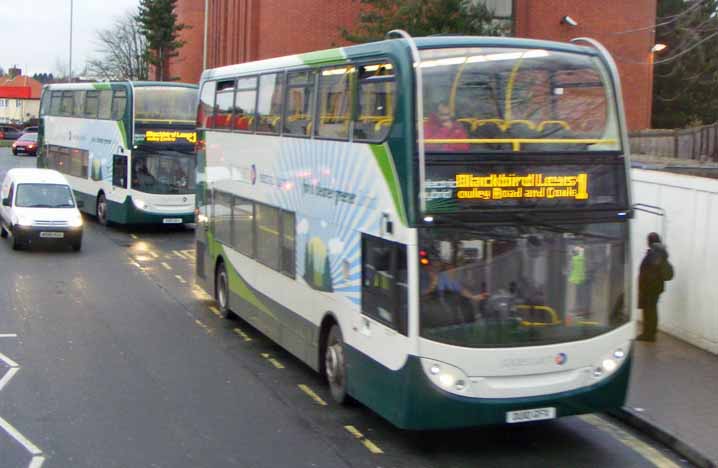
[320, 314, 350, 404]
[96, 191, 108, 225]
[214, 257, 234, 319]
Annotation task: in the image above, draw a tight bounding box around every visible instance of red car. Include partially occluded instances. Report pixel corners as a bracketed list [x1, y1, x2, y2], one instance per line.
[12, 132, 38, 156]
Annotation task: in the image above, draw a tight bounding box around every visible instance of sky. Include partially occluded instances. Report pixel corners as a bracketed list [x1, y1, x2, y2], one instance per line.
[0, 0, 140, 77]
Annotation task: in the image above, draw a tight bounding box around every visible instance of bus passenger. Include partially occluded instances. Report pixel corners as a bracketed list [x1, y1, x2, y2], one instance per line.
[424, 102, 470, 152]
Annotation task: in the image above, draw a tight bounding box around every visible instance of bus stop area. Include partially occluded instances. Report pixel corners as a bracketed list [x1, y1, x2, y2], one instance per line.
[612, 331, 718, 467]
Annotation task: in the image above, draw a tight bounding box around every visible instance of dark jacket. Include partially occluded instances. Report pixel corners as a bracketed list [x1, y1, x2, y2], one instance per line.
[638, 242, 669, 307]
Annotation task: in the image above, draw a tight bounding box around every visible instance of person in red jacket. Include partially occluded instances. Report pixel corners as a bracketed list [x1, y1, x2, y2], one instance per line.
[424, 102, 470, 152]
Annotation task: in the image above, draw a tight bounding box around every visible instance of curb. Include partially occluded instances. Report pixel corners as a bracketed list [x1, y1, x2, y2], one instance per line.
[607, 407, 716, 468]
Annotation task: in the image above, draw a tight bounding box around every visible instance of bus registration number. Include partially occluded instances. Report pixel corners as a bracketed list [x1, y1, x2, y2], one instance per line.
[163, 218, 183, 224]
[506, 407, 556, 424]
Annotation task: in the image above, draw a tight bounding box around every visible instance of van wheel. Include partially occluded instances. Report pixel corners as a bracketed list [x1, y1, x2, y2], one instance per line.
[0, 226, 7, 238]
[11, 234, 22, 250]
[96, 194, 108, 225]
[72, 240, 82, 252]
[215, 262, 233, 318]
[325, 324, 349, 404]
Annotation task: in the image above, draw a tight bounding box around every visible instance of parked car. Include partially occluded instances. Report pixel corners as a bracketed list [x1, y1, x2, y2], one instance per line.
[0, 169, 84, 251]
[22, 126, 38, 133]
[11, 133, 38, 156]
[0, 125, 21, 140]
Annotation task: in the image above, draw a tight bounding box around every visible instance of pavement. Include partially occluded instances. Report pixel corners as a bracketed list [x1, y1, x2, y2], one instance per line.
[610, 331, 718, 468]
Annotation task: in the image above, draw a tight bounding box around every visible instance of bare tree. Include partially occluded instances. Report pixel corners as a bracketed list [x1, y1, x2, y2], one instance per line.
[87, 11, 148, 81]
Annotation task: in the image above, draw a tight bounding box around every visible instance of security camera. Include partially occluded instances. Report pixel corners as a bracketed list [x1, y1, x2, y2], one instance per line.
[562, 15, 578, 27]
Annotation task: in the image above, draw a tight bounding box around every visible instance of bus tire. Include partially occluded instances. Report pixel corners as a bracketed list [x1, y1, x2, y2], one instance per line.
[325, 324, 349, 404]
[96, 193, 108, 225]
[215, 261, 234, 319]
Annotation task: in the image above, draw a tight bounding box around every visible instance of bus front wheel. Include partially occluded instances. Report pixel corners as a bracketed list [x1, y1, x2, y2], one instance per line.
[325, 324, 349, 404]
[96, 193, 108, 225]
[215, 262, 234, 319]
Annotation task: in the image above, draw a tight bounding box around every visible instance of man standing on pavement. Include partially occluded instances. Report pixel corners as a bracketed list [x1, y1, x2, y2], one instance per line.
[637, 232, 674, 342]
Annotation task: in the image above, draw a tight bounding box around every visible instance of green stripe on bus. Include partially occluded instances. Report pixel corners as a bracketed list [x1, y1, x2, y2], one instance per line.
[92, 83, 112, 91]
[216, 243, 276, 320]
[370, 144, 408, 226]
[117, 120, 128, 148]
[299, 48, 346, 67]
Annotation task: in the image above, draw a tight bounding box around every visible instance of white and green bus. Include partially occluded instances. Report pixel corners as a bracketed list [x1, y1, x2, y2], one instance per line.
[38, 82, 197, 225]
[195, 33, 634, 429]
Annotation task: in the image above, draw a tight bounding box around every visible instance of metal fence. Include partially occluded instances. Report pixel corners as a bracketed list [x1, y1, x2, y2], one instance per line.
[629, 123, 718, 161]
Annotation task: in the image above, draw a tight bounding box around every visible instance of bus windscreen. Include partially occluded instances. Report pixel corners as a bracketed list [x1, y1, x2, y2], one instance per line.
[134, 87, 197, 124]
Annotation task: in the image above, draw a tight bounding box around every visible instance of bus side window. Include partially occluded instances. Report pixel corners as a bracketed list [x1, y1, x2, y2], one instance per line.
[50, 91, 62, 115]
[98, 90, 112, 120]
[112, 89, 127, 120]
[73, 91, 85, 117]
[317, 66, 354, 140]
[361, 234, 408, 335]
[234, 76, 257, 132]
[354, 63, 396, 142]
[214, 80, 235, 130]
[284, 70, 315, 137]
[197, 81, 216, 128]
[85, 91, 99, 118]
[256, 73, 283, 134]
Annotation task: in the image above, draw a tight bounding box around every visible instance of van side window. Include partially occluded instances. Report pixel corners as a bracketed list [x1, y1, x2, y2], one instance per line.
[7, 183, 14, 205]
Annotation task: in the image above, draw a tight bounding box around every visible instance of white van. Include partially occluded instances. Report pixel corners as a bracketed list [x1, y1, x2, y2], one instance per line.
[0, 169, 84, 251]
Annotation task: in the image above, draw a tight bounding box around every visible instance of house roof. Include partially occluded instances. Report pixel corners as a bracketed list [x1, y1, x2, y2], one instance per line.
[0, 76, 42, 99]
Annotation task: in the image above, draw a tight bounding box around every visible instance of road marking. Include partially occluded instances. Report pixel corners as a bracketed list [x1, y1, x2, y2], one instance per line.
[29, 456, 46, 468]
[161, 262, 172, 271]
[298, 384, 327, 406]
[130, 234, 138, 240]
[232, 328, 252, 342]
[148, 251, 160, 259]
[194, 320, 212, 334]
[175, 275, 187, 284]
[0, 415, 43, 455]
[209, 306, 222, 318]
[0, 352, 19, 368]
[180, 249, 196, 259]
[193, 285, 212, 300]
[344, 425, 384, 454]
[173, 250, 189, 260]
[579, 414, 679, 468]
[261, 353, 285, 369]
[0, 334, 18, 338]
[0, 367, 19, 392]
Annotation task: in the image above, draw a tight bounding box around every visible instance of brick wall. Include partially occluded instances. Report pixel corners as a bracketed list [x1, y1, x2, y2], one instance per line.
[514, 0, 657, 130]
[172, 0, 206, 84]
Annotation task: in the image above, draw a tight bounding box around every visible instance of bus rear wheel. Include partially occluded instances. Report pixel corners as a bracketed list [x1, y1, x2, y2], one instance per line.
[215, 262, 234, 318]
[325, 324, 349, 404]
[96, 193, 108, 225]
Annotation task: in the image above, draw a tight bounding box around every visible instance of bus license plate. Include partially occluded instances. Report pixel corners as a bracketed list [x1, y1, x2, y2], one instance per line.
[40, 232, 64, 238]
[506, 407, 556, 424]
[163, 218, 183, 224]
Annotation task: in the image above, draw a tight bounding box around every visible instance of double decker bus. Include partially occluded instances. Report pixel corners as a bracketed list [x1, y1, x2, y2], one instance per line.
[195, 33, 633, 429]
[38, 82, 197, 225]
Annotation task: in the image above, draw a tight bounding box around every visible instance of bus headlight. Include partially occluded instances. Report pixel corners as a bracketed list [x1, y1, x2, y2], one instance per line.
[133, 198, 148, 210]
[593, 345, 628, 379]
[421, 358, 470, 393]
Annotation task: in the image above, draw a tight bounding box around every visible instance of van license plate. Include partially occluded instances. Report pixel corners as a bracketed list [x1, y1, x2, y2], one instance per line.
[40, 232, 64, 238]
[506, 407, 556, 423]
[163, 218, 182, 224]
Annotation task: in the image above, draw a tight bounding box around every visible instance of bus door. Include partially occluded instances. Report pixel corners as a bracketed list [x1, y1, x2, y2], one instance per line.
[112, 154, 129, 202]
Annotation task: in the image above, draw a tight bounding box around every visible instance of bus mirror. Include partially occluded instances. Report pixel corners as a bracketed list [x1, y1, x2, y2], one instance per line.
[2, 198, 9, 207]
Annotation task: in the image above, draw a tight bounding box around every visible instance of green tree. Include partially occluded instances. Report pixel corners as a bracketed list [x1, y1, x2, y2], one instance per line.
[341, 0, 509, 43]
[652, 0, 718, 128]
[136, 0, 187, 81]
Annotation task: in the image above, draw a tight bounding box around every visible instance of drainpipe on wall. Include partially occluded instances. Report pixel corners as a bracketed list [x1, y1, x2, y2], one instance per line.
[203, 0, 209, 71]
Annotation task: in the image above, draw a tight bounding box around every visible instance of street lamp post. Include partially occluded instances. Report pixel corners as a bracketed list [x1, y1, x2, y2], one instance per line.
[69, 0, 73, 82]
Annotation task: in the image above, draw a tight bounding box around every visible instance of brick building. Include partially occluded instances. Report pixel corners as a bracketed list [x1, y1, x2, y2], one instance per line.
[172, 0, 657, 130]
[0, 70, 42, 124]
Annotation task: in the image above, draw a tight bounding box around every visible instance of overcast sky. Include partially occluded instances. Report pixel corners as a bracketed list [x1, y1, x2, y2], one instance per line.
[0, 0, 140, 76]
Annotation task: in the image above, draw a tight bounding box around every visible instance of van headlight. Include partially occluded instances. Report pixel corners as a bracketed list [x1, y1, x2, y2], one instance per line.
[68, 215, 83, 228]
[421, 358, 470, 394]
[16, 216, 33, 227]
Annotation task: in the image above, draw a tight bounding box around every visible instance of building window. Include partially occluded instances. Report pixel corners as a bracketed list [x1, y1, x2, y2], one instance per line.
[284, 70, 315, 137]
[256, 73, 283, 134]
[317, 66, 354, 140]
[354, 63, 396, 142]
